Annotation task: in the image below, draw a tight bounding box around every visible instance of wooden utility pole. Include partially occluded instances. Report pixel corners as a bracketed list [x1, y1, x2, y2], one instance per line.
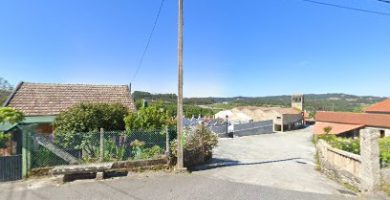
[176, 0, 184, 169]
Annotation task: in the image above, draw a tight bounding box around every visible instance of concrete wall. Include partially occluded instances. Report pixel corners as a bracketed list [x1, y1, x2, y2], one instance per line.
[233, 120, 273, 137]
[385, 129, 390, 137]
[316, 140, 362, 188]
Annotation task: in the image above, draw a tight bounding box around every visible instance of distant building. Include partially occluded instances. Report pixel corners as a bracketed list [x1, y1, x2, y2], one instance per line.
[314, 99, 390, 138]
[291, 94, 304, 111]
[214, 94, 305, 132]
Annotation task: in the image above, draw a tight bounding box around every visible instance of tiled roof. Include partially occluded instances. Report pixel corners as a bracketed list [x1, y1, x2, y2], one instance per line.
[314, 122, 364, 135]
[365, 99, 390, 113]
[315, 111, 390, 129]
[4, 82, 135, 116]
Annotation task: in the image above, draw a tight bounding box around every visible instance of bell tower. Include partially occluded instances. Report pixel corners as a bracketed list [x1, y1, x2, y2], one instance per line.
[291, 94, 304, 111]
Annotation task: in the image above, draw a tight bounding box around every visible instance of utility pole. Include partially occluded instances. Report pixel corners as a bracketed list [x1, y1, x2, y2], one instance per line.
[176, 0, 184, 169]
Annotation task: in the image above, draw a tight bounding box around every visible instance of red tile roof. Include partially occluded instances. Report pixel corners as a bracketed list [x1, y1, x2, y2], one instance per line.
[314, 122, 364, 135]
[365, 99, 390, 113]
[4, 82, 136, 116]
[315, 111, 390, 129]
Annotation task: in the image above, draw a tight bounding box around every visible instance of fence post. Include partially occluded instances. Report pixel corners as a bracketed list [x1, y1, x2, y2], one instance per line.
[99, 128, 104, 162]
[360, 128, 380, 195]
[165, 126, 170, 156]
[22, 125, 33, 178]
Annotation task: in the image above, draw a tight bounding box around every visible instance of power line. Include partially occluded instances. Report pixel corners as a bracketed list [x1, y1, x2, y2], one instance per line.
[131, 0, 166, 83]
[303, 0, 390, 17]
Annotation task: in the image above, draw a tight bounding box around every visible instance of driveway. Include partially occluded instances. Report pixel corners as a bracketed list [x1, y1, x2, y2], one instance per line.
[194, 126, 355, 196]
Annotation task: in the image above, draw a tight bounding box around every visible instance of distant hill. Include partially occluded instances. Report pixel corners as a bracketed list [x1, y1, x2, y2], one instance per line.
[133, 91, 387, 113]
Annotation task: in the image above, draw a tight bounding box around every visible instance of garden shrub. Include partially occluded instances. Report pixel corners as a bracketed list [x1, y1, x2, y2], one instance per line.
[0, 107, 25, 124]
[130, 140, 163, 160]
[0, 107, 24, 150]
[318, 134, 360, 155]
[54, 103, 129, 134]
[170, 124, 218, 167]
[380, 137, 390, 164]
[0, 132, 11, 148]
[124, 105, 173, 131]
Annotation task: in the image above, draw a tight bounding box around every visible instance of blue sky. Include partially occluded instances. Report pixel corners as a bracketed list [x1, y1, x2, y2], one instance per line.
[0, 0, 389, 97]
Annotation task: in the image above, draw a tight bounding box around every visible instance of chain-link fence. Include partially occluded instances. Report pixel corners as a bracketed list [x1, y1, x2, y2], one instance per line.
[27, 129, 177, 170]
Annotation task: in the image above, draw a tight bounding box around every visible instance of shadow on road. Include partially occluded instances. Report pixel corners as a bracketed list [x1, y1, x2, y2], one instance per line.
[192, 157, 302, 171]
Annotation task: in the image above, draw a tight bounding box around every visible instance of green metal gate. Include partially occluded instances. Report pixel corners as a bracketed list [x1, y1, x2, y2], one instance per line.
[0, 155, 22, 182]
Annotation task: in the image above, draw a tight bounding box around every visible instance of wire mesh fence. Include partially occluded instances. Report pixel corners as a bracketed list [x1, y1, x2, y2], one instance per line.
[27, 129, 177, 170]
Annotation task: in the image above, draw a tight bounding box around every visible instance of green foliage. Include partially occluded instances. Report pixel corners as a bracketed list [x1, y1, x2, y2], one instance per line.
[133, 91, 176, 103]
[124, 105, 173, 131]
[0, 77, 13, 105]
[130, 139, 162, 160]
[317, 135, 390, 164]
[54, 103, 129, 133]
[0, 107, 25, 124]
[170, 124, 218, 167]
[380, 137, 390, 164]
[0, 132, 11, 148]
[0, 107, 24, 149]
[103, 139, 129, 162]
[323, 126, 333, 135]
[156, 103, 215, 118]
[318, 135, 360, 155]
[134, 99, 143, 110]
[134, 91, 386, 114]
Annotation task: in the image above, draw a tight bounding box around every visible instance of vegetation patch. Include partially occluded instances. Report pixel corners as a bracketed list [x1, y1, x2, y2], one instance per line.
[170, 124, 218, 168]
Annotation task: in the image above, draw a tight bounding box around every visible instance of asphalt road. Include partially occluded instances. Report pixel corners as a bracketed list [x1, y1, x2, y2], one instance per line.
[1, 172, 356, 200]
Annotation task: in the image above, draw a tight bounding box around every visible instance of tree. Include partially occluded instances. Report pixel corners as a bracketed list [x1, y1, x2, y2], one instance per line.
[54, 103, 129, 133]
[0, 77, 13, 106]
[0, 107, 24, 124]
[0, 107, 24, 149]
[124, 105, 173, 131]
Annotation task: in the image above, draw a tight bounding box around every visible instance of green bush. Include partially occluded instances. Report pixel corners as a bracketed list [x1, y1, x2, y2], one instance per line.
[316, 135, 390, 165]
[124, 105, 173, 131]
[317, 135, 360, 155]
[0, 107, 25, 124]
[130, 139, 163, 160]
[0, 132, 11, 148]
[170, 124, 218, 167]
[380, 137, 390, 164]
[54, 103, 129, 134]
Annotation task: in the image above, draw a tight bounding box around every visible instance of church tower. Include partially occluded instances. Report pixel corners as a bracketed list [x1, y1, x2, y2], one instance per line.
[291, 94, 304, 111]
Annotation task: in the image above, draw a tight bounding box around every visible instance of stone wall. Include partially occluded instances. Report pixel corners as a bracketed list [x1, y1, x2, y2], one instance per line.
[317, 128, 385, 194]
[316, 140, 362, 188]
[381, 168, 390, 185]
